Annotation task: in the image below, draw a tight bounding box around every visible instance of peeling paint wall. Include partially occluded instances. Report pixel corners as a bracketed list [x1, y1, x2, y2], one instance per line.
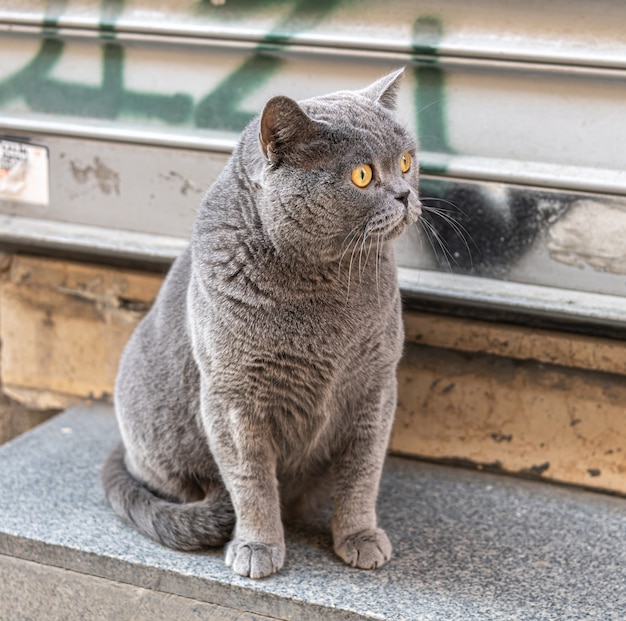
[0, 255, 162, 408]
[392, 343, 626, 494]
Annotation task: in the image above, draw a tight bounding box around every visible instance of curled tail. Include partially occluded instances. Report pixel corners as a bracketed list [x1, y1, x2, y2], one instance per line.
[102, 443, 234, 551]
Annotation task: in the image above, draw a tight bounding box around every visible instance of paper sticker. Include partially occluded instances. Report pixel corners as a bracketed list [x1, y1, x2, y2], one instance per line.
[0, 139, 50, 206]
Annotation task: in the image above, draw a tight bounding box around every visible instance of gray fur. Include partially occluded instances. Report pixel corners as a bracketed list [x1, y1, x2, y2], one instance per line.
[102, 69, 422, 579]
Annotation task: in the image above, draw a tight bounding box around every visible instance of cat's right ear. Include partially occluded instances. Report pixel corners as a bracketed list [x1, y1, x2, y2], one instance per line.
[359, 68, 404, 111]
[259, 96, 319, 166]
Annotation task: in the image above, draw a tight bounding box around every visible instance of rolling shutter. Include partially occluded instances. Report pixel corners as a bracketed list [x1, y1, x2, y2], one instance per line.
[1, 1, 625, 329]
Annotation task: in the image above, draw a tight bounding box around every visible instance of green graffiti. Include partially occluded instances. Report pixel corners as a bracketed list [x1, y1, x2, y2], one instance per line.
[196, 0, 339, 41]
[0, 0, 454, 147]
[262, 0, 344, 44]
[0, 38, 193, 123]
[0, 0, 193, 124]
[411, 16, 453, 156]
[411, 15, 443, 56]
[415, 66, 453, 155]
[195, 0, 341, 132]
[0, 0, 343, 133]
[41, 0, 68, 35]
[194, 54, 282, 131]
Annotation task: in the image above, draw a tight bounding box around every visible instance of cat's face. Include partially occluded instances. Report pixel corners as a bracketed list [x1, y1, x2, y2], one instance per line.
[256, 70, 421, 263]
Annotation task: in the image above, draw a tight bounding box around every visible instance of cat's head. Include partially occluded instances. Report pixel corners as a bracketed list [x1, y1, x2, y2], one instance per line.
[254, 68, 421, 263]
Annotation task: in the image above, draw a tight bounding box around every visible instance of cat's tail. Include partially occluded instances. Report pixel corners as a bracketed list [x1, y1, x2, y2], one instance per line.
[101, 443, 234, 551]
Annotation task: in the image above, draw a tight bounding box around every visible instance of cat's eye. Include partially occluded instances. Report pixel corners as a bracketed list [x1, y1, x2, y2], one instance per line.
[400, 152, 411, 173]
[351, 164, 373, 188]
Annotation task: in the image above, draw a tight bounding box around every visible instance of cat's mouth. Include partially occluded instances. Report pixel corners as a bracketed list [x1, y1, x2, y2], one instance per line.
[379, 219, 409, 241]
[378, 203, 422, 241]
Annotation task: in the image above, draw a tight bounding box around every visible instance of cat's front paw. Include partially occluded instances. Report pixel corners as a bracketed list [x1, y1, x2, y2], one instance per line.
[334, 528, 392, 570]
[225, 539, 285, 579]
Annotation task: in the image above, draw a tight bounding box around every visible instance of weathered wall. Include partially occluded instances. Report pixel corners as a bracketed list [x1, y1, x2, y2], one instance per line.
[1, 254, 624, 494]
[0, 253, 57, 443]
[393, 344, 626, 493]
[391, 312, 626, 492]
[0, 254, 161, 410]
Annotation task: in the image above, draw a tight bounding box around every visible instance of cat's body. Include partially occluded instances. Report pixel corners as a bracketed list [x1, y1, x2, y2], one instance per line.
[102, 69, 422, 579]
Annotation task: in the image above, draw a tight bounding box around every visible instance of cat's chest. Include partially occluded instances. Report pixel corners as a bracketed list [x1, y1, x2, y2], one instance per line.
[191, 272, 402, 466]
[253, 295, 386, 360]
[192, 260, 402, 397]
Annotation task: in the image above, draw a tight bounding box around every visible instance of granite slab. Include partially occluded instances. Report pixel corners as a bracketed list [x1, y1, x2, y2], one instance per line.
[0, 403, 625, 620]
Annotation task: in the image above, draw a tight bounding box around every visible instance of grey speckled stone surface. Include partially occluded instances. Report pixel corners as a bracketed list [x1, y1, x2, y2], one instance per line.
[0, 404, 625, 620]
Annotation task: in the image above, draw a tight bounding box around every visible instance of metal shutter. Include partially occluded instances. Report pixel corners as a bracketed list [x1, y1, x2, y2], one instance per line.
[1, 1, 625, 328]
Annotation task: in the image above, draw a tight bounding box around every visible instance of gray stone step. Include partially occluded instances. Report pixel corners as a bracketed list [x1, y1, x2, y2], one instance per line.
[0, 404, 625, 620]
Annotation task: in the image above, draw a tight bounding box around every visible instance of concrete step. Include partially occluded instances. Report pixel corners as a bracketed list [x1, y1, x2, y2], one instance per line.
[0, 404, 625, 620]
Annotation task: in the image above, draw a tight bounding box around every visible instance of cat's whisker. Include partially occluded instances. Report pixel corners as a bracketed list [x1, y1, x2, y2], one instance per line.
[424, 208, 472, 251]
[420, 202, 470, 236]
[338, 225, 363, 281]
[420, 196, 468, 216]
[416, 98, 445, 118]
[358, 225, 374, 281]
[417, 219, 459, 272]
[346, 228, 364, 302]
[358, 229, 369, 283]
[363, 225, 374, 270]
[417, 219, 448, 270]
[375, 233, 382, 306]
[340, 223, 363, 251]
[338, 224, 362, 261]
[421, 201, 476, 268]
[421, 198, 475, 251]
[413, 214, 425, 255]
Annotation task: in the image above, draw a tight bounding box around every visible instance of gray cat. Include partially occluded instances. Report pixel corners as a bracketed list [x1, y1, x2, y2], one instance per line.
[102, 68, 422, 579]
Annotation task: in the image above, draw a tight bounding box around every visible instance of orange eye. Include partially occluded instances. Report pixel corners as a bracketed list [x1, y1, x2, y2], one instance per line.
[400, 152, 411, 173]
[351, 164, 373, 188]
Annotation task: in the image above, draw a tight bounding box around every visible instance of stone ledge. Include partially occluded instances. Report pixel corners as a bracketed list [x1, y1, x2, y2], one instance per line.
[0, 555, 276, 621]
[0, 405, 625, 620]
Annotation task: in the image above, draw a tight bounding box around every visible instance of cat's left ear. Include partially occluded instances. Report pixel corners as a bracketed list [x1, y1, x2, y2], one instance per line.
[359, 67, 404, 111]
[259, 96, 320, 166]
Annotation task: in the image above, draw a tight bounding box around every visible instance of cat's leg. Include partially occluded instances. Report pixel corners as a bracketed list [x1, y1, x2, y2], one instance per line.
[218, 428, 285, 578]
[331, 380, 396, 570]
[200, 384, 285, 579]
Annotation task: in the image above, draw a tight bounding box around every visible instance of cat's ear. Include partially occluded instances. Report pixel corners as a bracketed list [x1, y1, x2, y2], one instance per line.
[259, 96, 319, 166]
[359, 68, 404, 111]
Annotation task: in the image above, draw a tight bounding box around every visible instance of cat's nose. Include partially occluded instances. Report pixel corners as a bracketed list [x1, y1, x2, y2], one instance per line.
[395, 191, 410, 208]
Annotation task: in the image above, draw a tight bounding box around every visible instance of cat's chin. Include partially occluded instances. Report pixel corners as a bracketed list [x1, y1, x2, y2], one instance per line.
[382, 224, 406, 241]
[381, 217, 412, 241]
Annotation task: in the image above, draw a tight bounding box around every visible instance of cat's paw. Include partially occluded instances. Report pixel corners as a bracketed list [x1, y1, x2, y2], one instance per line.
[334, 528, 392, 570]
[225, 539, 285, 579]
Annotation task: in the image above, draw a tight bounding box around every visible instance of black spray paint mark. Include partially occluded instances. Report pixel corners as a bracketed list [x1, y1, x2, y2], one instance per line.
[407, 17, 575, 279]
[491, 433, 513, 443]
[418, 180, 571, 278]
[526, 462, 550, 476]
